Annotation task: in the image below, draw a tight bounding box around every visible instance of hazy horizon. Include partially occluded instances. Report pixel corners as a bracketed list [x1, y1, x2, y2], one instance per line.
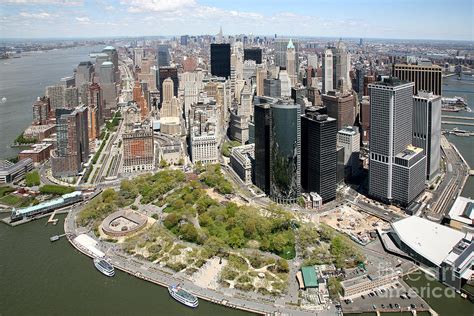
[1, 0, 472, 41]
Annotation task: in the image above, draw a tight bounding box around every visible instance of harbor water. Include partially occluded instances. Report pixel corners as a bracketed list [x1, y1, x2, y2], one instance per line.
[0, 214, 251, 316]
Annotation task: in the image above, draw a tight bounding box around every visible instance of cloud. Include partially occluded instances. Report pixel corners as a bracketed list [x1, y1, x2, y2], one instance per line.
[75, 16, 90, 23]
[19, 12, 56, 19]
[122, 0, 196, 13]
[2, 0, 82, 5]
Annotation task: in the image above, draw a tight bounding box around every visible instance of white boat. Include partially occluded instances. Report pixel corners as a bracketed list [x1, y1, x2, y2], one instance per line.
[93, 257, 115, 277]
[168, 285, 199, 308]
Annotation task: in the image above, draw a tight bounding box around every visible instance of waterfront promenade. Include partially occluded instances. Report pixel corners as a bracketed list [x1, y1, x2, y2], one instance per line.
[64, 207, 337, 316]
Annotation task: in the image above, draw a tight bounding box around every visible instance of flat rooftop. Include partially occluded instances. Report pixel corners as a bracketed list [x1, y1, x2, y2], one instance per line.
[369, 77, 413, 88]
[392, 216, 466, 266]
[395, 145, 423, 160]
[448, 196, 474, 226]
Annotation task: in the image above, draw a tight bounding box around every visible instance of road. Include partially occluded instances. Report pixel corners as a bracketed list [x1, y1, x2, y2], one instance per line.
[426, 135, 469, 220]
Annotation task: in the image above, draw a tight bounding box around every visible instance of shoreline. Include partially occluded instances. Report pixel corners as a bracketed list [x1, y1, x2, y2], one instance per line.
[63, 209, 321, 316]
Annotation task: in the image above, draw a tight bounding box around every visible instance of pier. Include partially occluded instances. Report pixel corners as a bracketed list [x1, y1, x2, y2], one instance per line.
[46, 210, 58, 226]
[50, 233, 67, 242]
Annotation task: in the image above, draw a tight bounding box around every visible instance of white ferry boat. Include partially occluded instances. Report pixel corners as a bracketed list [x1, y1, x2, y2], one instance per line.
[168, 285, 199, 308]
[93, 258, 115, 277]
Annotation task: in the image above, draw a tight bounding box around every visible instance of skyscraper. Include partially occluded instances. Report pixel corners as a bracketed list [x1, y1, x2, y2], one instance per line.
[210, 43, 231, 78]
[51, 106, 89, 177]
[360, 96, 370, 144]
[322, 41, 351, 94]
[307, 54, 318, 69]
[102, 46, 119, 83]
[99, 61, 116, 119]
[301, 109, 337, 202]
[322, 49, 333, 94]
[392, 63, 442, 95]
[253, 96, 275, 194]
[368, 78, 426, 206]
[75, 61, 93, 89]
[256, 66, 267, 96]
[269, 100, 301, 204]
[263, 78, 281, 98]
[274, 38, 299, 69]
[157, 44, 170, 67]
[412, 91, 441, 181]
[64, 87, 79, 108]
[158, 66, 179, 104]
[279, 71, 291, 98]
[244, 48, 262, 64]
[46, 85, 65, 110]
[32, 96, 51, 125]
[337, 126, 360, 178]
[162, 78, 174, 103]
[133, 47, 144, 68]
[322, 91, 355, 130]
[286, 39, 296, 87]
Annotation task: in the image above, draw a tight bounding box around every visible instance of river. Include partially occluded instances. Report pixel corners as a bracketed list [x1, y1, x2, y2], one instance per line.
[0, 214, 250, 316]
[0, 46, 103, 160]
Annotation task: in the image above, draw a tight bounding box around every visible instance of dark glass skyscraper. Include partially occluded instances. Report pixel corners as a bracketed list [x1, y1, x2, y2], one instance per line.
[244, 48, 262, 64]
[157, 44, 170, 67]
[301, 109, 337, 202]
[270, 100, 301, 204]
[210, 43, 231, 78]
[253, 97, 274, 194]
[158, 66, 178, 104]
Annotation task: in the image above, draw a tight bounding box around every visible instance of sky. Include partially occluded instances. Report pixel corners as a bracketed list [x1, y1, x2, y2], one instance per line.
[0, 0, 473, 40]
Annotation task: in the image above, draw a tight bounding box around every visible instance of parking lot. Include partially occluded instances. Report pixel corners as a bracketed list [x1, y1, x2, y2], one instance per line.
[341, 280, 430, 314]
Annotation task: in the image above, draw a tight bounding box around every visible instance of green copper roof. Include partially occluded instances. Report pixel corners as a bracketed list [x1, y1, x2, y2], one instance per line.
[301, 266, 318, 288]
[287, 39, 295, 49]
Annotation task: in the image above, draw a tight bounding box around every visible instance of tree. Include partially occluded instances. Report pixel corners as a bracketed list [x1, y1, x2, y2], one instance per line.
[328, 277, 342, 300]
[159, 158, 169, 168]
[164, 213, 179, 229]
[227, 227, 245, 248]
[203, 236, 226, 257]
[39, 184, 74, 195]
[102, 188, 117, 204]
[25, 171, 40, 187]
[120, 179, 138, 200]
[276, 258, 289, 273]
[179, 223, 198, 242]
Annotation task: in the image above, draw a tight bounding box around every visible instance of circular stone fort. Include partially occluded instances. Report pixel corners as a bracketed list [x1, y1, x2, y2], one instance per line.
[101, 209, 148, 237]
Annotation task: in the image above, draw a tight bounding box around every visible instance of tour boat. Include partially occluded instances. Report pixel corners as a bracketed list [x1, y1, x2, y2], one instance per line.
[168, 284, 199, 308]
[93, 257, 115, 277]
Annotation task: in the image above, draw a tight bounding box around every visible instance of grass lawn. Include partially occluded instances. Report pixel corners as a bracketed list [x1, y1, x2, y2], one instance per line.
[0, 194, 23, 206]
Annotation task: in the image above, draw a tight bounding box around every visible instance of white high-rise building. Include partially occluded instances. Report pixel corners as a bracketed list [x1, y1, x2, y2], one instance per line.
[279, 70, 291, 98]
[413, 91, 442, 181]
[239, 82, 253, 117]
[322, 41, 352, 94]
[322, 49, 333, 94]
[337, 126, 361, 177]
[308, 54, 319, 69]
[368, 78, 426, 206]
[134, 47, 144, 68]
[286, 39, 297, 87]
